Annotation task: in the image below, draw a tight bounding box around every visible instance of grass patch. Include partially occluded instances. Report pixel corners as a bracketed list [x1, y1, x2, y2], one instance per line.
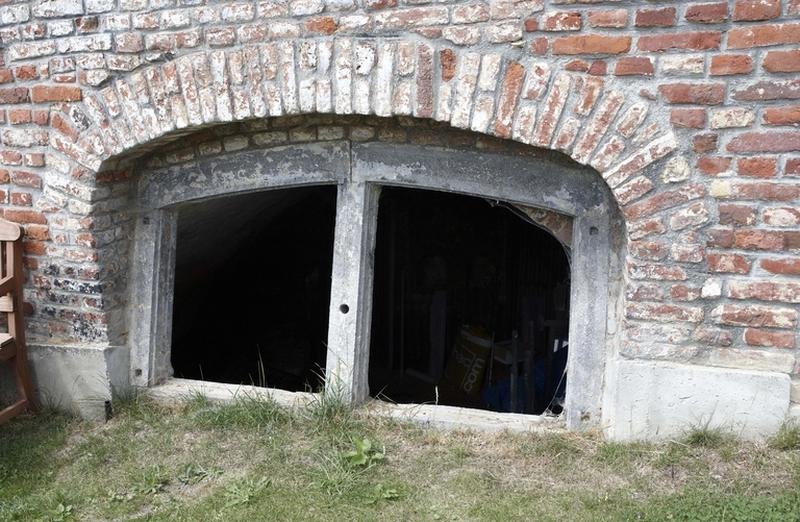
[1, 397, 799, 521]
[769, 422, 800, 451]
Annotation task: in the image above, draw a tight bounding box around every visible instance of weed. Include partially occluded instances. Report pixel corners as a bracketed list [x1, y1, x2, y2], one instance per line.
[177, 463, 216, 486]
[343, 436, 385, 468]
[305, 385, 354, 435]
[224, 476, 271, 508]
[684, 423, 734, 449]
[769, 422, 800, 451]
[135, 465, 170, 495]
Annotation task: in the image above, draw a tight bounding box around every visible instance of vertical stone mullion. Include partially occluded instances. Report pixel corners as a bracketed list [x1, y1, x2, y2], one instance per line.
[325, 181, 380, 404]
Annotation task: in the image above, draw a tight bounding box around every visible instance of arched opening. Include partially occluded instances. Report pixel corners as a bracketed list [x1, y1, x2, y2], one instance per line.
[369, 187, 571, 415]
[126, 115, 620, 429]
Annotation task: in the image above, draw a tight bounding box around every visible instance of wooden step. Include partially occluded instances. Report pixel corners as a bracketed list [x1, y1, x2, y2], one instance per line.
[0, 400, 28, 425]
[0, 336, 15, 362]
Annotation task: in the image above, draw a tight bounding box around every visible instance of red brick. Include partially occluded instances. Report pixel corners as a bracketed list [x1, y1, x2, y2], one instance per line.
[31, 85, 82, 103]
[541, 11, 581, 31]
[635, 7, 676, 27]
[733, 0, 781, 21]
[728, 182, 800, 201]
[8, 109, 31, 125]
[10, 171, 42, 189]
[763, 106, 800, 126]
[587, 9, 627, 28]
[763, 50, 800, 73]
[626, 302, 703, 323]
[708, 252, 751, 273]
[637, 31, 720, 52]
[710, 54, 753, 75]
[305, 16, 338, 35]
[439, 49, 456, 82]
[697, 156, 731, 174]
[0, 68, 13, 84]
[693, 133, 718, 153]
[565, 59, 589, 72]
[588, 60, 606, 75]
[761, 258, 800, 275]
[744, 328, 794, 348]
[727, 132, 800, 153]
[737, 157, 777, 178]
[3, 209, 47, 225]
[670, 285, 702, 301]
[729, 281, 800, 303]
[733, 229, 786, 250]
[0, 88, 30, 104]
[708, 229, 734, 249]
[530, 37, 548, 55]
[714, 304, 797, 328]
[552, 35, 631, 55]
[719, 204, 756, 226]
[50, 112, 81, 141]
[728, 23, 800, 49]
[524, 18, 538, 31]
[685, 2, 728, 23]
[615, 57, 654, 76]
[10, 192, 31, 207]
[787, 158, 800, 176]
[670, 108, 705, 128]
[32, 110, 48, 126]
[630, 240, 669, 261]
[623, 184, 705, 221]
[733, 80, 800, 102]
[659, 83, 725, 105]
[23, 241, 47, 256]
[13, 66, 38, 81]
[494, 61, 525, 138]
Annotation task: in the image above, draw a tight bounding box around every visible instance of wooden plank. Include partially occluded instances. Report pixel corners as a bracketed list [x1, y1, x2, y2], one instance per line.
[0, 339, 15, 362]
[0, 276, 13, 297]
[0, 295, 12, 312]
[0, 220, 21, 242]
[0, 400, 27, 425]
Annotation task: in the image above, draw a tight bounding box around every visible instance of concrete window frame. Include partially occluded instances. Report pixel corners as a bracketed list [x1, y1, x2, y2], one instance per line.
[128, 140, 620, 430]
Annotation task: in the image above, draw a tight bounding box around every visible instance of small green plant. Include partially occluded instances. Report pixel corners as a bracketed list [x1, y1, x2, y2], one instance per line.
[305, 383, 354, 434]
[684, 421, 733, 449]
[224, 477, 271, 508]
[52, 503, 74, 522]
[177, 463, 216, 486]
[365, 483, 402, 504]
[135, 465, 170, 495]
[343, 436, 385, 468]
[769, 422, 800, 451]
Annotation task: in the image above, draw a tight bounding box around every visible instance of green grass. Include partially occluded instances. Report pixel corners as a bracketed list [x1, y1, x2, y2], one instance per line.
[1, 396, 799, 521]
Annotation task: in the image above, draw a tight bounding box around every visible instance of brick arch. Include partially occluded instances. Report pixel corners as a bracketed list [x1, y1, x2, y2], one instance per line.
[50, 37, 679, 224]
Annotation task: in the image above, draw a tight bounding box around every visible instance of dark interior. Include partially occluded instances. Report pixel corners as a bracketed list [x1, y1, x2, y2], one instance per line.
[171, 186, 336, 391]
[369, 187, 571, 415]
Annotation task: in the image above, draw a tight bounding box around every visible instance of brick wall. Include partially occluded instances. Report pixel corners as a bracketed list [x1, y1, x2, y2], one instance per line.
[0, 0, 798, 407]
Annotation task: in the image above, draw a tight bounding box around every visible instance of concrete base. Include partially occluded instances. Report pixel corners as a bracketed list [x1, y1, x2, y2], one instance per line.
[27, 344, 130, 421]
[604, 359, 791, 441]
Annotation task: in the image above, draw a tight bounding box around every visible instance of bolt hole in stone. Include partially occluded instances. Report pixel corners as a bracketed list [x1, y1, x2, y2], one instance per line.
[590, 226, 599, 236]
[170, 186, 336, 392]
[369, 187, 571, 416]
[340, 304, 350, 314]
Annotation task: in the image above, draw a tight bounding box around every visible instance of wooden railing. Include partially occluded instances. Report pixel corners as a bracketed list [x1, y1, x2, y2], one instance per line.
[0, 218, 37, 425]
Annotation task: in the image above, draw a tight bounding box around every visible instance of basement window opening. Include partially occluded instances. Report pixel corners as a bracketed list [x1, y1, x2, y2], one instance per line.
[369, 187, 571, 416]
[170, 186, 337, 392]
